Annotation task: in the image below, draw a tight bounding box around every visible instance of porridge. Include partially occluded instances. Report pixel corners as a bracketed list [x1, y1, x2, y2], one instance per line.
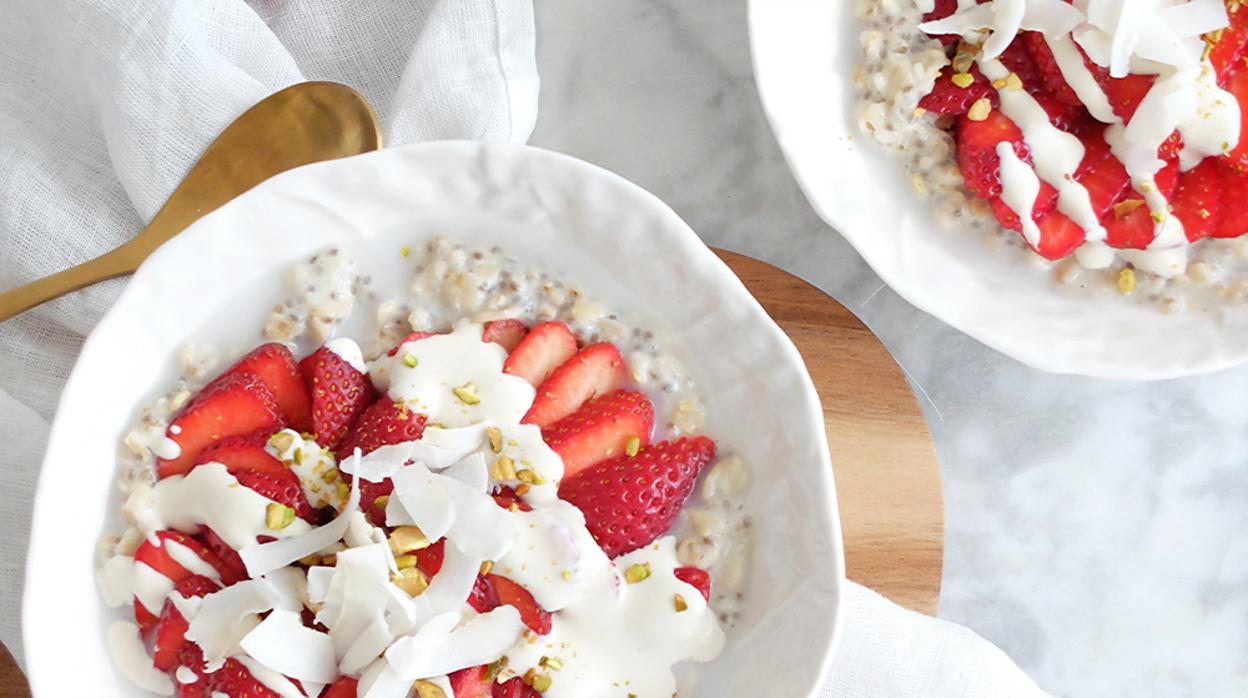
[856, 0, 1248, 312]
[100, 238, 752, 698]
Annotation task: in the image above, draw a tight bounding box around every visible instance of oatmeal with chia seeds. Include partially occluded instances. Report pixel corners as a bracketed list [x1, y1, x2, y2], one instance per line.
[857, 0, 1248, 312]
[102, 237, 751, 697]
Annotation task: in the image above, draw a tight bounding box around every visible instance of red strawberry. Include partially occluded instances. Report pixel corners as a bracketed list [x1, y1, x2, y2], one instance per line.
[1106, 160, 1180, 249]
[918, 65, 998, 116]
[359, 478, 394, 527]
[485, 574, 552, 635]
[674, 566, 711, 602]
[1023, 32, 1082, 106]
[152, 576, 219, 671]
[158, 372, 282, 479]
[523, 343, 626, 429]
[134, 531, 234, 585]
[210, 657, 283, 697]
[1030, 211, 1087, 260]
[559, 437, 717, 558]
[1211, 3, 1248, 83]
[134, 599, 159, 636]
[987, 186, 1058, 233]
[1034, 92, 1094, 136]
[200, 527, 247, 585]
[1098, 72, 1155, 122]
[542, 390, 654, 479]
[956, 109, 1029, 200]
[234, 469, 315, 523]
[194, 429, 288, 479]
[409, 540, 494, 612]
[1216, 165, 1248, 238]
[300, 346, 376, 450]
[1171, 159, 1223, 242]
[1221, 67, 1248, 173]
[336, 398, 427, 460]
[920, 0, 960, 45]
[502, 322, 578, 386]
[206, 343, 311, 433]
[492, 485, 533, 512]
[386, 331, 439, 357]
[493, 678, 541, 698]
[449, 666, 491, 698]
[483, 320, 528, 352]
[323, 676, 359, 698]
[1075, 135, 1132, 220]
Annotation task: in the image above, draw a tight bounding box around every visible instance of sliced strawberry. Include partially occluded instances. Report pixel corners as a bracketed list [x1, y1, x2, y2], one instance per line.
[674, 566, 711, 602]
[210, 657, 283, 697]
[493, 678, 541, 698]
[1105, 160, 1180, 249]
[449, 666, 491, 698]
[194, 429, 288, 478]
[200, 527, 247, 585]
[559, 437, 717, 558]
[999, 38, 1043, 92]
[323, 676, 359, 698]
[483, 320, 529, 352]
[336, 398, 426, 460]
[134, 531, 234, 585]
[300, 346, 376, 450]
[234, 468, 316, 523]
[359, 478, 394, 527]
[1216, 165, 1248, 238]
[1221, 67, 1248, 173]
[152, 575, 219, 671]
[1031, 211, 1087, 261]
[1211, 3, 1248, 83]
[502, 321, 578, 386]
[1172, 159, 1223, 242]
[413, 539, 446, 577]
[918, 65, 998, 116]
[206, 343, 312, 433]
[920, 0, 960, 45]
[486, 574, 552, 635]
[492, 485, 533, 512]
[1034, 92, 1095, 136]
[1076, 136, 1132, 220]
[956, 108, 1029, 200]
[386, 331, 439, 357]
[133, 599, 159, 636]
[542, 390, 654, 479]
[1023, 32, 1082, 106]
[987, 186, 1058, 233]
[158, 372, 282, 479]
[1099, 72, 1155, 122]
[523, 343, 626, 428]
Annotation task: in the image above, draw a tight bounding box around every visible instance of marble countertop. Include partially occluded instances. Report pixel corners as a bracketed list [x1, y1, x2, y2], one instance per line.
[529, 2, 1248, 696]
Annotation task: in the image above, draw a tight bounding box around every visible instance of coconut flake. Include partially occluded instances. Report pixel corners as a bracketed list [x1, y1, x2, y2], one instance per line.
[385, 606, 526, 680]
[235, 655, 307, 698]
[185, 579, 279, 670]
[132, 561, 175, 615]
[239, 610, 337, 684]
[358, 658, 413, 698]
[306, 566, 335, 604]
[318, 544, 393, 659]
[340, 610, 395, 675]
[442, 452, 488, 491]
[263, 567, 308, 612]
[240, 458, 362, 578]
[387, 462, 456, 538]
[108, 621, 175, 695]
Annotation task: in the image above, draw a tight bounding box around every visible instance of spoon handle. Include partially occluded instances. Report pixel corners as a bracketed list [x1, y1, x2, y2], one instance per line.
[0, 244, 142, 322]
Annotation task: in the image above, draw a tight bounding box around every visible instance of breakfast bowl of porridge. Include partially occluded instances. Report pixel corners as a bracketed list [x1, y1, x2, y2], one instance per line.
[751, 0, 1248, 379]
[22, 142, 843, 697]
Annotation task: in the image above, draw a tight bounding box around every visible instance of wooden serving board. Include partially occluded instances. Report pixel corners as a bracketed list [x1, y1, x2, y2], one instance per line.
[0, 251, 943, 697]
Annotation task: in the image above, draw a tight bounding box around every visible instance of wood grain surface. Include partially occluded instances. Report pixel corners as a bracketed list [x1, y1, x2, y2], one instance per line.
[0, 250, 943, 697]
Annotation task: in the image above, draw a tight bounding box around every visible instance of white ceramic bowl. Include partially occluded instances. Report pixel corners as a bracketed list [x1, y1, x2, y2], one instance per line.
[749, 0, 1248, 380]
[22, 143, 844, 696]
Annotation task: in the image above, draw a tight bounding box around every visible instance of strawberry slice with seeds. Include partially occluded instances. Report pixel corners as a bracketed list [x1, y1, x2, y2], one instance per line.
[234, 468, 316, 523]
[323, 677, 359, 698]
[1105, 160, 1180, 249]
[134, 531, 235, 585]
[559, 437, 717, 558]
[210, 657, 286, 697]
[158, 372, 282, 479]
[449, 666, 492, 698]
[1221, 67, 1248, 173]
[493, 678, 541, 698]
[999, 38, 1043, 92]
[194, 429, 288, 478]
[483, 319, 529, 352]
[956, 109, 1029, 201]
[918, 65, 998, 116]
[1211, 4, 1248, 83]
[503, 321, 578, 386]
[920, 0, 959, 45]
[542, 390, 654, 479]
[1098, 72, 1155, 123]
[523, 343, 626, 428]
[485, 573, 552, 635]
[205, 343, 311, 433]
[1216, 165, 1248, 238]
[1030, 211, 1087, 261]
[299, 346, 376, 450]
[152, 575, 218, 671]
[336, 398, 427, 460]
[1171, 159, 1223, 242]
[200, 527, 247, 584]
[674, 566, 711, 602]
[386, 331, 439, 357]
[1023, 32, 1082, 106]
[133, 599, 159, 636]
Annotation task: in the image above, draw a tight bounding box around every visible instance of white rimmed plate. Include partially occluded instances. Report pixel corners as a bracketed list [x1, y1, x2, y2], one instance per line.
[749, 0, 1248, 380]
[22, 142, 843, 696]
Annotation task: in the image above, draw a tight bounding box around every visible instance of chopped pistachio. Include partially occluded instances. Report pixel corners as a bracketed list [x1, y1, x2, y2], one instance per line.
[1005, 72, 1023, 90]
[625, 436, 641, 457]
[452, 382, 481, 405]
[298, 555, 321, 566]
[485, 657, 509, 682]
[486, 427, 503, 453]
[321, 554, 337, 566]
[539, 656, 563, 671]
[951, 72, 975, 89]
[561, 570, 573, 581]
[374, 495, 391, 512]
[411, 679, 446, 698]
[389, 526, 430, 554]
[624, 563, 651, 584]
[1150, 210, 1167, 224]
[393, 568, 429, 596]
[268, 431, 296, 453]
[394, 554, 418, 570]
[515, 483, 531, 496]
[966, 98, 992, 122]
[1118, 268, 1137, 294]
[491, 454, 518, 480]
[402, 353, 419, 368]
[516, 468, 546, 486]
[480, 560, 494, 575]
[674, 593, 689, 612]
[265, 503, 296, 530]
[321, 467, 339, 484]
[400, 245, 411, 258]
[523, 669, 552, 693]
[1113, 199, 1146, 220]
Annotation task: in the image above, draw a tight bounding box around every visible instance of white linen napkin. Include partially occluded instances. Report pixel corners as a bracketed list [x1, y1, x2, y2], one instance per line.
[0, 2, 1049, 696]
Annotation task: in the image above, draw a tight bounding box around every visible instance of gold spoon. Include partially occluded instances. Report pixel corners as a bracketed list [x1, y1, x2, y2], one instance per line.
[0, 81, 382, 322]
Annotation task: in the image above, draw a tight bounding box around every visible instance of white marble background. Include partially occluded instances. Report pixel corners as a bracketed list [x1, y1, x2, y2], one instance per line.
[528, 2, 1248, 696]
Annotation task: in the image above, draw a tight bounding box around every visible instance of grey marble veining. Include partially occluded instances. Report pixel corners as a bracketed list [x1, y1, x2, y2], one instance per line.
[529, 1, 1248, 696]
